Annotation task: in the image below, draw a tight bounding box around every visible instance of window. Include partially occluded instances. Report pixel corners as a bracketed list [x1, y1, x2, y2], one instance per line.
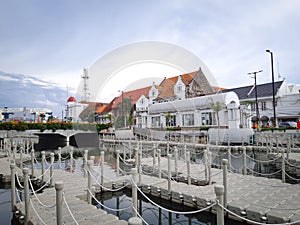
[166, 115, 176, 127]
[261, 101, 266, 111]
[182, 114, 194, 126]
[251, 103, 256, 112]
[151, 116, 161, 128]
[140, 98, 144, 104]
[201, 112, 215, 125]
[177, 85, 182, 92]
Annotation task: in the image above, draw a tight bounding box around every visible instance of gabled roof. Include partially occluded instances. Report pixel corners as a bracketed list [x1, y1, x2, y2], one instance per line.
[112, 86, 151, 108]
[222, 81, 284, 100]
[157, 71, 197, 99]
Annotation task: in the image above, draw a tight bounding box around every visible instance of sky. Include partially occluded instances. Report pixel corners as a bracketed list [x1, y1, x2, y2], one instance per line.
[1, 0, 300, 103]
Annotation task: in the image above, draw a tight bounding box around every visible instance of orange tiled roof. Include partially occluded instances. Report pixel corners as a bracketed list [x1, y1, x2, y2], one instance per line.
[157, 71, 198, 99]
[112, 86, 151, 108]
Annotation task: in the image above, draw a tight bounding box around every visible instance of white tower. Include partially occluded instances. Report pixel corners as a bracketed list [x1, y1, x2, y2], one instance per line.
[81, 68, 90, 102]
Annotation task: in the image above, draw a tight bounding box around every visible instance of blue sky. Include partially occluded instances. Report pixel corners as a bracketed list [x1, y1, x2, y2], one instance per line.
[1, 0, 300, 99]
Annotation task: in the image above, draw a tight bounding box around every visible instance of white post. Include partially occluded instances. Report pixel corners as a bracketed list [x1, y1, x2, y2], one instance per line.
[157, 149, 161, 178]
[227, 147, 231, 171]
[184, 145, 187, 162]
[281, 150, 286, 183]
[208, 151, 212, 185]
[55, 181, 64, 225]
[87, 161, 92, 204]
[138, 149, 142, 186]
[153, 147, 156, 166]
[128, 217, 142, 225]
[204, 149, 208, 183]
[12, 143, 16, 163]
[167, 154, 172, 196]
[58, 147, 62, 169]
[131, 168, 138, 217]
[20, 147, 23, 171]
[50, 153, 54, 187]
[174, 147, 178, 179]
[222, 159, 228, 208]
[31, 149, 35, 177]
[41, 151, 45, 183]
[10, 164, 16, 212]
[116, 150, 120, 177]
[167, 142, 170, 155]
[23, 168, 30, 225]
[70, 148, 73, 173]
[83, 149, 88, 177]
[101, 151, 104, 188]
[186, 151, 191, 185]
[243, 147, 247, 175]
[214, 185, 224, 225]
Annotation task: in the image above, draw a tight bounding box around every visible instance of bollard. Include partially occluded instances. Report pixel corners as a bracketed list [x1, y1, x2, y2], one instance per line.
[243, 147, 247, 175]
[70, 148, 73, 173]
[174, 147, 178, 178]
[222, 159, 228, 208]
[101, 151, 104, 188]
[55, 181, 64, 225]
[214, 185, 225, 225]
[116, 150, 120, 177]
[87, 161, 92, 204]
[41, 151, 45, 183]
[50, 153, 54, 187]
[31, 149, 35, 177]
[157, 149, 161, 178]
[227, 147, 231, 171]
[131, 168, 138, 217]
[23, 168, 30, 225]
[186, 151, 191, 185]
[153, 147, 156, 166]
[184, 145, 187, 162]
[10, 164, 16, 212]
[83, 150, 88, 177]
[167, 154, 172, 196]
[128, 217, 142, 225]
[281, 150, 286, 183]
[204, 149, 208, 183]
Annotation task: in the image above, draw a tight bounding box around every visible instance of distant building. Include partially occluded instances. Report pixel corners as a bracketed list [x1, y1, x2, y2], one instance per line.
[0, 107, 52, 122]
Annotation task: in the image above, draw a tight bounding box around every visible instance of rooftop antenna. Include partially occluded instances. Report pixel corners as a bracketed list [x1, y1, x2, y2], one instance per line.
[81, 68, 90, 102]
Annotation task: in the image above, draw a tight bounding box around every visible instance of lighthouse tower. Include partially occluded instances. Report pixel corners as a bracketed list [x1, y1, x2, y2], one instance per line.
[81, 68, 90, 102]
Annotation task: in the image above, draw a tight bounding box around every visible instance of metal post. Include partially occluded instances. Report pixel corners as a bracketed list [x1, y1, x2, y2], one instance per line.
[31, 149, 35, 177]
[58, 147, 62, 169]
[281, 150, 286, 183]
[83, 149, 88, 177]
[23, 168, 30, 225]
[101, 151, 104, 188]
[70, 148, 73, 173]
[41, 151, 45, 183]
[50, 153, 54, 187]
[87, 161, 92, 204]
[208, 151, 212, 185]
[243, 147, 247, 175]
[10, 164, 16, 212]
[214, 185, 224, 225]
[186, 151, 191, 185]
[227, 147, 231, 171]
[157, 149, 161, 178]
[131, 168, 138, 217]
[55, 181, 64, 225]
[222, 159, 228, 208]
[167, 154, 172, 195]
[116, 150, 120, 177]
[174, 147, 178, 179]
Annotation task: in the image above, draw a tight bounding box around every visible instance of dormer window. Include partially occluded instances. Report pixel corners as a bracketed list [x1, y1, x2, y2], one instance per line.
[178, 85, 182, 92]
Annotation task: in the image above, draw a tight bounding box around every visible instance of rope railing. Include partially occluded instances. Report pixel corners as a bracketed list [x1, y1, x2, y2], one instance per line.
[284, 171, 300, 181]
[245, 165, 283, 176]
[16, 188, 24, 205]
[88, 189, 132, 212]
[30, 198, 48, 225]
[284, 158, 300, 169]
[217, 200, 300, 225]
[132, 206, 150, 225]
[62, 193, 79, 225]
[245, 154, 281, 163]
[28, 179, 56, 208]
[132, 178, 216, 215]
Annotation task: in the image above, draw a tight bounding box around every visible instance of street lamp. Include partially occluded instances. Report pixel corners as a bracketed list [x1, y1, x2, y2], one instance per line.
[248, 70, 263, 129]
[265, 49, 276, 127]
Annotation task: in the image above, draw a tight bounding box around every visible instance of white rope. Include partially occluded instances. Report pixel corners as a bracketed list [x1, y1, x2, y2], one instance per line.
[229, 153, 243, 159]
[246, 154, 281, 163]
[15, 173, 24, 189]
[62, 194, 79, 225]
[88, 189, 132, 212]
[132, 206, 150, 225]
[284, 171, 300, 181]
[133, 179, 216, 215]
[245, 165, 283, 176]
[218, 200, 300, 225]
[30, 198, 47, 225]
[31, 161, 53, 180]
[16, 188, 24, 205]
[284, 159, 300, 169]
[28, 179, 56, 208]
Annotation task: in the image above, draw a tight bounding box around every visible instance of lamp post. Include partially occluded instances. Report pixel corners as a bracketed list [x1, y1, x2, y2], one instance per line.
[265, 49, 276, 127]
[248, 70, 263, 129]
